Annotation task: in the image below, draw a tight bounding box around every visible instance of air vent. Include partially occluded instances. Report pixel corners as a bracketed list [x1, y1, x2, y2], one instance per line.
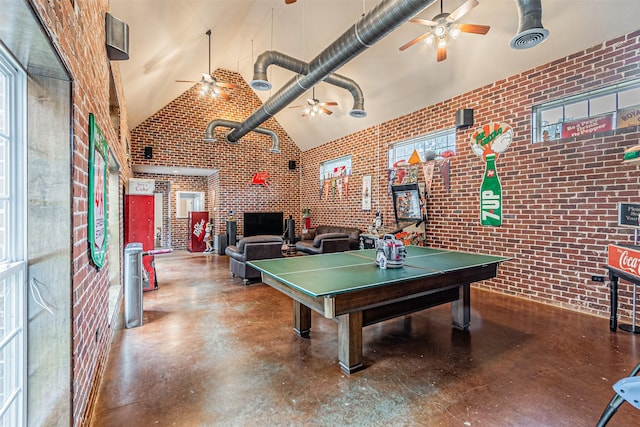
[510, 27, 549, 49]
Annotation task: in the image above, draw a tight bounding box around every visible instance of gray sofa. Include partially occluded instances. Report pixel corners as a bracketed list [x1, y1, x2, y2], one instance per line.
[295, 225, 361, 255]
[225, 235, 283, 284]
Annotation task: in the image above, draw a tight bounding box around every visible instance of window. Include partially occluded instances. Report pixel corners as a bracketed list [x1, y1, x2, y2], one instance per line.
[320, 155, 351, 180]
[533, 79, 640, 142]
[388, 128, 456, 168]
[0, 45, 26, 427]
[175, 191, 204, 218]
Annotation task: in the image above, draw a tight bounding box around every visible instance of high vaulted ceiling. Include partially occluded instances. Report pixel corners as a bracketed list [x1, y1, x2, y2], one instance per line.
[110, 0, 640, 152]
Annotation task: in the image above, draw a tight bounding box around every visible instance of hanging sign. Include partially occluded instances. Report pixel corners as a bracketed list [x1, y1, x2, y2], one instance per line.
[88, 113, 109, 269]
[471, 122, 513, 226]
[561, 114, 613, 138]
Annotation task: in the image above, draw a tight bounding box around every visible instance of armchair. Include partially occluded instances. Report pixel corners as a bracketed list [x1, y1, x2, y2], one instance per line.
[225, 235, 283, 284]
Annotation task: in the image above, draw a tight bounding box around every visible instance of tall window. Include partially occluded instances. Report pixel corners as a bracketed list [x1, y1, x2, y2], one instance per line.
[0, 45, 26, 427]
[388, 128, 456, 168]
[533, 79, 640, 143]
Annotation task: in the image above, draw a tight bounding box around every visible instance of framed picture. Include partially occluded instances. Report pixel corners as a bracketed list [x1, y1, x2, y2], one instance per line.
[88, 113, 109, 269]
[362, 175, 371, 210]
[392, 184, 422, 223]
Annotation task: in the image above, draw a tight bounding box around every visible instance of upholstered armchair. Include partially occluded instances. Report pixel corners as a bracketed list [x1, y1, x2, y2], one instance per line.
[225, 235, 284, 284]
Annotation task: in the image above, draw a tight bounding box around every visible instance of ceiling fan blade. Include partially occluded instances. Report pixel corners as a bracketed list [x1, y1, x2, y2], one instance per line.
[320, 108, 333, 116]
[458, 23, 490, 35]
[217, 91, 230, 101]
[307, 98, 315, 105]
[399, 32, 432, 51]
[437, 44, 447, 62]
[448, 0, 478, 22]
[215, 81, 238, 89]
[175, 80, 199, 83]
[288, 104, 306, 109]
[301, 111, 309, 117]
[409, 18, 438, 27]
[319, 101, 338, 107]
[285, 0, 297, 4]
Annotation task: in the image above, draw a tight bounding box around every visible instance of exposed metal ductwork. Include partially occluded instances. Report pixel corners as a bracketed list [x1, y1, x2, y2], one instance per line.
[204, 118, 280, 153]
[250, 50, 367, 118]
[227, 0, 436, 143]
[510, 0, 550, 49]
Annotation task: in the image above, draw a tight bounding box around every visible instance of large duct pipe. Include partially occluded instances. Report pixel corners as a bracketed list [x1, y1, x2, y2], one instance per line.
[510, 0, 550, 49]
[250, 50, 367, 118]
[204, 118, 280, 153]
[227, 0, 436, 143]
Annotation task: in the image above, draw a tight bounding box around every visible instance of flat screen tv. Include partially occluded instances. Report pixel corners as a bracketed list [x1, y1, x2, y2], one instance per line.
[243, 212, 284, 237]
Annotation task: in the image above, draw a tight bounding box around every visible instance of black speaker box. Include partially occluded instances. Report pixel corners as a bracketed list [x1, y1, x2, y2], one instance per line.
[144, 146, 153, 159]
[455, 109, 474, 129]
[105, 13, 130, 61]
[288, 160, 296, 170]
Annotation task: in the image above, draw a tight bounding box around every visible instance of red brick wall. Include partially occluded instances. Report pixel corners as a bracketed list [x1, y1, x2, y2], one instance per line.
[302, 30, 640, 321]
[130, 69, 302, 240]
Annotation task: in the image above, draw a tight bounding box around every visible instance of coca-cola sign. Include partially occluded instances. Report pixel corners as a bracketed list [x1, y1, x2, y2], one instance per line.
[608, 244, 640, 277]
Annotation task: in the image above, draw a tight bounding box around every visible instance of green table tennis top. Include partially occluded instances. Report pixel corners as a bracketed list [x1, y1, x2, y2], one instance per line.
[248, 246, 509, 298]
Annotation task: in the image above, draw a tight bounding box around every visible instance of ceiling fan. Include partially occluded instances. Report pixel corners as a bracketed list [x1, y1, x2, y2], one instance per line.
[399, 0, 490, 62]
[285, 0, 297, 4]
[289, 87, 338, 117]
[175, 29, 237, 100]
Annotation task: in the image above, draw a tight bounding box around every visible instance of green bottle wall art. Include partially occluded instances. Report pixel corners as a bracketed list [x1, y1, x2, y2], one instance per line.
[470, 122, 513, 227]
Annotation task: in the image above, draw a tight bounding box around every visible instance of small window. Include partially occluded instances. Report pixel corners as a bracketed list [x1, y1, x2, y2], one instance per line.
[533, 78, 640, 142]
[388, 128, 456, 168]
[320, 155, 351, 180]
[175, 191, 204, 218]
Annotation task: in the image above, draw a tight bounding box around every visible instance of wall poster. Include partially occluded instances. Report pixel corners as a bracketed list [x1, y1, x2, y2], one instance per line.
[88, 113, 109, 269]
[362, 175, 371, 210]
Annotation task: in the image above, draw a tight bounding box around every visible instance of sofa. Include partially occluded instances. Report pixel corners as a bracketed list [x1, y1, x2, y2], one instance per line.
[295, 225, 361, 255]
[225, 235, 283, 284]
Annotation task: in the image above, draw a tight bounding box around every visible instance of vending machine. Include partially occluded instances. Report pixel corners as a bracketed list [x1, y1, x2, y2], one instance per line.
[188, 211, 209, 252]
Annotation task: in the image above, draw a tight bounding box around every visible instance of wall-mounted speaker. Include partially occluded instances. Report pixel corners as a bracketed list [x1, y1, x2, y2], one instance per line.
[288, 160, 296, 170]
[105, 13, 130, 61]
[455, 109, 474, 129]
[144, 146, 153, 159]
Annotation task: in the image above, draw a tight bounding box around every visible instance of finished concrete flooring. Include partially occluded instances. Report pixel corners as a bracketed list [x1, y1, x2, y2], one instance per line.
[90, 251, 640, 426]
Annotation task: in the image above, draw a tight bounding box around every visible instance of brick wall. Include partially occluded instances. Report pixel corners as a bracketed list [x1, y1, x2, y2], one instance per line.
[130, 69, 302, 242]
[302, 30, 640, 321]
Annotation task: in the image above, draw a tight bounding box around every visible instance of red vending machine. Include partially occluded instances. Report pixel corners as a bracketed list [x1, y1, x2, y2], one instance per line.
[125, 193, 157, 290]
[188, 211, 209, 252]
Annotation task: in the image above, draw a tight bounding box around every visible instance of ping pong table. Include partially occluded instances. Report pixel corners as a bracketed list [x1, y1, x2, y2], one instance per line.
[248, 246, 509, 374]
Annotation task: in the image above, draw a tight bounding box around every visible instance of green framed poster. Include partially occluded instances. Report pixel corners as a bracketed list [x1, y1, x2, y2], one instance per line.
[88, 113, 108, 269]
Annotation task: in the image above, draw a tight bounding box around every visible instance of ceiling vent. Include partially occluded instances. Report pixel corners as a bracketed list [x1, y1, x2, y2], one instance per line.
[510, 0, 549, 49]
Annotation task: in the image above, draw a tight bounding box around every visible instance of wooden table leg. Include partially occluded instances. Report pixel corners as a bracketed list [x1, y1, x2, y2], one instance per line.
[293, 300, 311, 338]
[451, 283, 470, 331]
[338, 311, 363, 374]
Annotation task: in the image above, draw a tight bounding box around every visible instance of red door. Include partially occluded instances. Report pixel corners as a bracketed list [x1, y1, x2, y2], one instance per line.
[125, 194, 157, 290]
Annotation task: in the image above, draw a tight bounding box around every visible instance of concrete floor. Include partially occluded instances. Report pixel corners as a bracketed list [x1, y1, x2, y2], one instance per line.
[90, 251, 640, 426]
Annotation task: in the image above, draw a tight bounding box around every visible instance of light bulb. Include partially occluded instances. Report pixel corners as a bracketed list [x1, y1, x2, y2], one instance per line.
[425, 34, 435, 46]
[438, 37, 447, 48]
[450, 25, 460, 39]
[434, 25, 446, 37]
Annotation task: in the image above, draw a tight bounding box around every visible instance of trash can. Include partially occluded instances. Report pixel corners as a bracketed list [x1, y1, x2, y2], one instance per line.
[124, 242, 144, 328]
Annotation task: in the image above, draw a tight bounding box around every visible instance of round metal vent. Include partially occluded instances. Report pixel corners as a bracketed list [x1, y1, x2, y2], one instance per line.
[510, 27, 550, 50]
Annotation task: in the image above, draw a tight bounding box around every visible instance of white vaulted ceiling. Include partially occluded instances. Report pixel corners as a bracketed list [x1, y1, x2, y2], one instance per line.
[110, 0, 640, 151]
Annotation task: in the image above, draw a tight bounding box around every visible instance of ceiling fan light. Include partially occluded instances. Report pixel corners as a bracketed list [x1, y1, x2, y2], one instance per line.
[425, 34, 435, 46]
[434, 25, 446, 37]
[449, 25, 460, 39]
[438, 37, 447, 48]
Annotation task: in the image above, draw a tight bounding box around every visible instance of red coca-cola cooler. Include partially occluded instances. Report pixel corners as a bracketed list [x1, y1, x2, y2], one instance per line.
[188, 211, 209, 252]
[125, 193, 157, 291]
